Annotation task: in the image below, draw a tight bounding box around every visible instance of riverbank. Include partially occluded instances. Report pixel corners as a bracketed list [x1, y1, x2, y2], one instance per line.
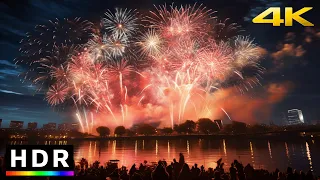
[73, 131, 318, 141]
[4, 131, 319, 141]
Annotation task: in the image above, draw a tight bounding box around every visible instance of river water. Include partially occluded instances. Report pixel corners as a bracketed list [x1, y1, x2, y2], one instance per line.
[1, 138, 319, 175]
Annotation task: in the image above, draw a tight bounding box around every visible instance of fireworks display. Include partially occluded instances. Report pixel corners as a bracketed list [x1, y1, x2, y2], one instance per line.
[15, 18, 93, 89]
[15, 4, 265, 132]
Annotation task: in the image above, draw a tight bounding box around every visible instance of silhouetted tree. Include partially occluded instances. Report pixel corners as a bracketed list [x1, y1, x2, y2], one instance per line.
[222, 124, 234, 134]
[96, 126, 110, 137]
[174, 124, 181, 133]
[179, 120, 196, 134]
[198, 118, 219, 134]
[69, 130, 86, 138]
[137, 124, 156, 135]
[114, 126, 126, 136]
[249, 124, 269, 133]
[161, 127, 173, 135]
[126, 129, 135, 136]
[231, 121, 247, 134]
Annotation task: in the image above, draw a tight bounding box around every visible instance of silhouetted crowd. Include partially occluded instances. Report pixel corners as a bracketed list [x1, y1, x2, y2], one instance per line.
[0, 154, 319, 179]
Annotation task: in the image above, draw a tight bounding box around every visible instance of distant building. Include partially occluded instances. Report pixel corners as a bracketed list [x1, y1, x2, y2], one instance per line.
[214, 119, 223, 129]
[43, 123, 56, 130]
[58, 123, 71, 131]
[58, 123, 81, 131]
[27, 122, 38, 130]
[0, 119, 2, 128]
[9, 121, 24, 129]
[71, 123, 80, 131]
[287, 109, 304, 125]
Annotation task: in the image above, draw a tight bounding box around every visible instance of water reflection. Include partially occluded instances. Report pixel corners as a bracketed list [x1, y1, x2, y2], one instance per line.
[187, 140, 190, 156]
[156, 140, 158, 156]
[142, 140, 145, 150]
[2, 139, 319, 175]
[88, 141, 92, 162]
[306, 142, 313, 171]
[223, 139, 227, 156]
[268, 141, 273, 159]
[285, 142, 289, 158]
[167, 140, 170, 160]
[135, 140, 138, 156]
[94, 141, 97, 157]
[249, 141, 255, 168]
[112, 140, 116, 156]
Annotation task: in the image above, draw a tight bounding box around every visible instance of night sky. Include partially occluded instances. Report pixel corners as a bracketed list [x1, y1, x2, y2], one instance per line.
[0, 0, 319, 128]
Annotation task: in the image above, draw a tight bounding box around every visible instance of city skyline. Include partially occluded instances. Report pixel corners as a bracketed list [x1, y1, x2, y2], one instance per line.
[1, 119, 80, 130]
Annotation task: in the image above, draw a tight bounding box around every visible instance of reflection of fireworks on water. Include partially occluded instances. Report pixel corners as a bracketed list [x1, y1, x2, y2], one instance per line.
[16, 4, 265, 132]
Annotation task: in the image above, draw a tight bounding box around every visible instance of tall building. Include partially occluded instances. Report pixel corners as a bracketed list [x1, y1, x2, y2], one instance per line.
[58, 123, 81, 131]
[27, 122, 38, 130]
[43, 123, 56, 130]
[9, 121, 24, 129]
[287, 109, 304, 125]
[214, 119, 223, 129]
[71, 123, 80, 131]
[58, 123, 70, 131]
[0, 119, 2, 128]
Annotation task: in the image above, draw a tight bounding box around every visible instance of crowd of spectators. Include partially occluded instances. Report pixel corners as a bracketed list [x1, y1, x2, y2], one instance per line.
[0, 153, 318, 179]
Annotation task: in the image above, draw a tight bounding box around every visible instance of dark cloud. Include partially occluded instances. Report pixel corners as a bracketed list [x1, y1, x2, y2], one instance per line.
[243, 0, 282, 22]
[0, 89, 23, 95]
[0, 69, 21, 76]
[0, 60, 16, 67]
[271, 43, 305, 60]
[269, 28, 320, 71]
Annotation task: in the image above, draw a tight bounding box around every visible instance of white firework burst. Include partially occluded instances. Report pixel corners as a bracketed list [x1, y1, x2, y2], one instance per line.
[104, 33, 128, 58]
[137, 29, 162, 56]
[102, 8, 138, 37]
[233, 36, 261, 68]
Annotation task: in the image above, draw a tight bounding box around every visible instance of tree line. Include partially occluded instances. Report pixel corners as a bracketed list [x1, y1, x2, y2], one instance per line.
[96, 118, 250, 137]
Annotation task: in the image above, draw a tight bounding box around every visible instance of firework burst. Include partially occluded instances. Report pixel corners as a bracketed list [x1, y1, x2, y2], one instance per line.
[17, 4, 265, 132]
[46, 82, 69, 105]
[137, 29, 163, 56]
[102, 8, 139, 37]
[15, 18, 92, 90]
[145, 3, 215, 37]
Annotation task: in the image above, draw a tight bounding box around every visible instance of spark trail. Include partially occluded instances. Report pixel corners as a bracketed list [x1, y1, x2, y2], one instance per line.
[16, 4, 265, 131]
